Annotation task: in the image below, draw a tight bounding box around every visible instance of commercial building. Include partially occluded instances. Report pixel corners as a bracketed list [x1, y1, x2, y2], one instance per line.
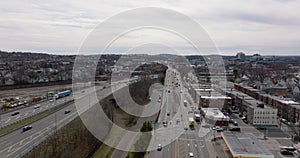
[245, 99, 277, 126]
[222, 132, 274, 158]
[188, 83, 231, 110]
[202, 108, 229, 126]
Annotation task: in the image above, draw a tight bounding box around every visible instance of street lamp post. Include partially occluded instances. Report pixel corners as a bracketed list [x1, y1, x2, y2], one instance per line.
[0, 114, 2, 129]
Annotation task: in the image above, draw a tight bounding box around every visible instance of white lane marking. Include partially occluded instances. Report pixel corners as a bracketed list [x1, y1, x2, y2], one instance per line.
[2, 86, 115, 157]
[15, 115, 20, 120]
[32, 109, 35, 113]
[46, 105, 49, 108]
[7, 146, 12, 153]
[24, 112, 28, 117]
[19, 140, 23, 146]
[3, 126, 53, 157]
[4, 118, 11, 124]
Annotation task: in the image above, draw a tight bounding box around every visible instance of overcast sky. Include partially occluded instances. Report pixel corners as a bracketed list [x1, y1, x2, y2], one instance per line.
[0, 0, 299, 56]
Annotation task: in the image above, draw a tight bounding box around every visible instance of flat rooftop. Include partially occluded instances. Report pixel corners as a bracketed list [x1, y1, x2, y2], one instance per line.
[244, 99, 274, 110]
[222, 132, 274, 158]
[202, 108, 229, 120]
[200, 96, 231, 99]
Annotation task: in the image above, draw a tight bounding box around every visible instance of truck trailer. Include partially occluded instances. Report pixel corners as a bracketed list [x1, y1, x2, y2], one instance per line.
[54, 90, 72, 99]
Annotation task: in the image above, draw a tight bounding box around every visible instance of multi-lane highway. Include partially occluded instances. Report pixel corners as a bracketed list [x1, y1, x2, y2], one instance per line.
[0, 80, 133, 158]
[0, 96, 73, 128]
[147, 68, 211, 158]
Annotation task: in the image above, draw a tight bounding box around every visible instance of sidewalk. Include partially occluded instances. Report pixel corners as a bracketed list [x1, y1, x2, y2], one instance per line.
[205, 139, 219, 158]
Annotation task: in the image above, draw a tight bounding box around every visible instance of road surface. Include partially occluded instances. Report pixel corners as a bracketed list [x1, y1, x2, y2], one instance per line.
[0, 80, 133, 158]
[148, 68, 211, 158]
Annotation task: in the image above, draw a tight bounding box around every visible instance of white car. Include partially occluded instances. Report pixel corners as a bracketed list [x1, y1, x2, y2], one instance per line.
[34, 105, 40, 109]
[189, 152, 194, 157]
[157, 144, 162, 151]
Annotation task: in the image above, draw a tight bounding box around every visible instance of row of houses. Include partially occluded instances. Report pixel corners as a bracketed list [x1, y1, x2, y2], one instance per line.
[188, 81, 279, 126]
[234, 84, 300, 123]
[225, 88, 278, 126]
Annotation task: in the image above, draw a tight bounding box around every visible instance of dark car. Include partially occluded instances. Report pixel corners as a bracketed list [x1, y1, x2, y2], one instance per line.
[233, 121, 238, 126]
[229, 127, 241, 132]
[22, 125, 32, 132]
[280, 149, 293, 155]
[229, 119, 234, 123]
[257, 127, 266, 130]
[216, 127, 224, 132]
[11, 111, 20, 116]
[64, 109, 71, 114]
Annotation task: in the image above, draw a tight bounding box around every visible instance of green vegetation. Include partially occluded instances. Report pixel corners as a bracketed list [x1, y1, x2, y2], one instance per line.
[126, 121, 153, 158]
[140, 121, 153, 132]
[23, 117, 100, 158]
[129, 78, 159, 105]
[92, 144, 114, 158]
[125, 116, 138, 127]
[159, 77, 165, 85]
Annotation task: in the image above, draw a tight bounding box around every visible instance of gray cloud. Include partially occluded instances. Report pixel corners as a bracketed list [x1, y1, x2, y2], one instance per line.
[0, 0, 299, 55]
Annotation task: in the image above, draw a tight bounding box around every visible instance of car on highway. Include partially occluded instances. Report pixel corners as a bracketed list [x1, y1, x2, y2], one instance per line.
[22, 125, 32, 132]
[11, 111, 20, 116]
[34, 104, 40, 109]
[64, 109, 71, 114]
[157, 144, 162, 151]
[188, 152, 194, 157]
